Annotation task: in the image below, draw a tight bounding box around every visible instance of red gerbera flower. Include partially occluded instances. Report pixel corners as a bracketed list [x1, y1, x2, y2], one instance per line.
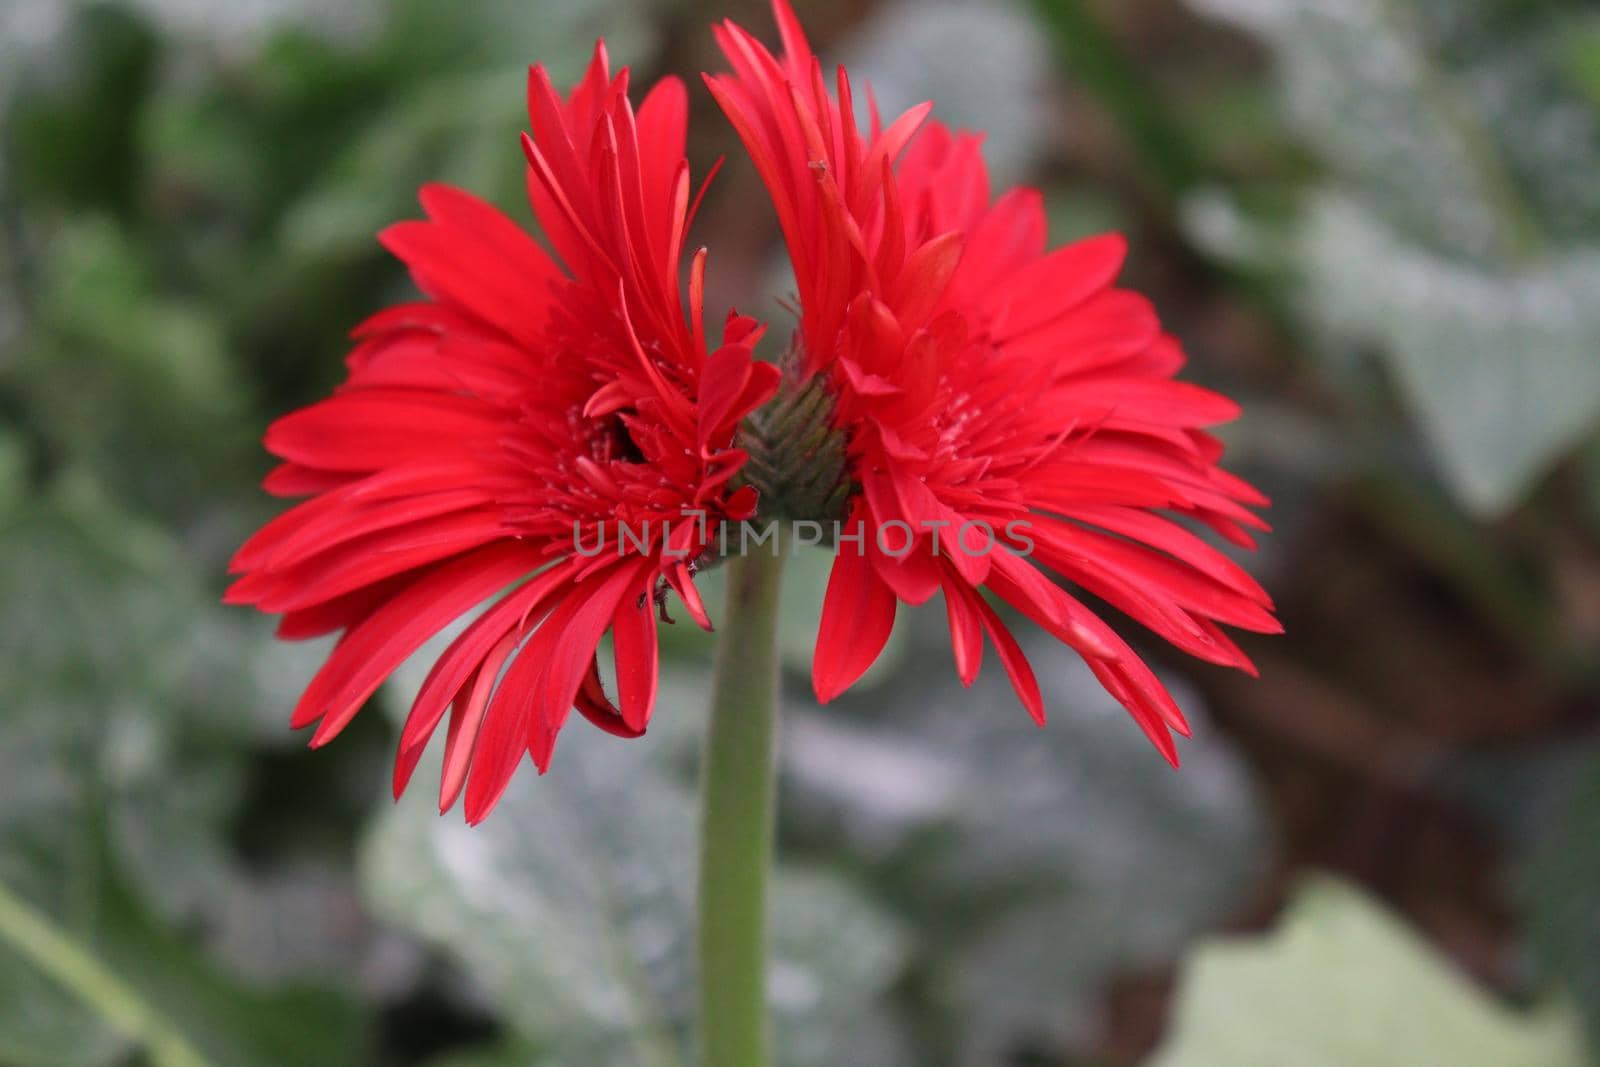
[227, 45, 778, 822]
[708, 1, 1280, 760]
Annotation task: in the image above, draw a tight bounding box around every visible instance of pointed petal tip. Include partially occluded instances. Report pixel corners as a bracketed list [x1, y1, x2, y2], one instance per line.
[307, 717, 346, 748]
[811, 675, 841, 705]
[1018, 686, 1047, 730]
[288, 704, 322, 731]
[463, 788, 499, 826]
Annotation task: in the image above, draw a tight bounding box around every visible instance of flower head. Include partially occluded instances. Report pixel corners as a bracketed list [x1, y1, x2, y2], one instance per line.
[709, 1, 1279, 760]
[228, 46, 777, 821]
[234, 4, 1278, 814]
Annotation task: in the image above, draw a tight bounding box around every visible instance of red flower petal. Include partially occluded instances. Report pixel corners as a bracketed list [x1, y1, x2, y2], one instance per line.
[813, 506, 898, 702]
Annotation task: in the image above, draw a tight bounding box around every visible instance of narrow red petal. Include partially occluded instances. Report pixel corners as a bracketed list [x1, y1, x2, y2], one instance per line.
[813, 522, 898, 702]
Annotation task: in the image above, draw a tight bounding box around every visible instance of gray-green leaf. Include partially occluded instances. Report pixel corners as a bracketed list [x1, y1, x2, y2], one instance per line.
[360, 699, 908, 1067]
[783, 635, 1266, 1064]
[1303, 195, 1600, 513]
[1148, 876, 1592, 1067]
[1520, 751, 1600, 1052]
[1188, 0, 1600, 513]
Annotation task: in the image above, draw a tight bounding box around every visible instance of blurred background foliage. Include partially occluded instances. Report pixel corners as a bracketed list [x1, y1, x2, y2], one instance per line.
[1, 0, 1598, 1064]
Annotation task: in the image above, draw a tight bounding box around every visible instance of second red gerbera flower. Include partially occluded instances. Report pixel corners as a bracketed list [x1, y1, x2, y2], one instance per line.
[708, 1, 1279, 760]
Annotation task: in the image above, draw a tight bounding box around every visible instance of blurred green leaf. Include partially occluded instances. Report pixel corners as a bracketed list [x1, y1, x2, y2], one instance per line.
[0, 868, 367, 1067]
[5, 3, 159, 216]
[1302, 195, 1600, 513]
[377, 0, 655, 80]
[422, 1041, 545, 1067]
[1520, 752, 1600, 1051]
[281, 0, 663, 260]
[0, 492, 366, 1066]
[1566, 15, 1600, 106]
[1189, 0, 1600, 514]
[0, 955, 125, 1067]
[0, 431, 28, 515]
[783, 636, 1266, 1063]
[1192, 0, 1600, 256]
[18, 217, 257, 521]
[0, 493, 251, 916]
[279, 69, 530, 259]
[41, 219, 238, 412]
[361, 694, 909, 1067]
[1584, 437, 1600, 529]
[1149, 876, 1590, 1067]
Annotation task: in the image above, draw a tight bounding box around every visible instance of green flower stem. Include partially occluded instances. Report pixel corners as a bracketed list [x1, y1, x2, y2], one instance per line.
[0, 879, 212, 1067]
[1376, 0, 1545, 260]
[697, 540, 788, 1067]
